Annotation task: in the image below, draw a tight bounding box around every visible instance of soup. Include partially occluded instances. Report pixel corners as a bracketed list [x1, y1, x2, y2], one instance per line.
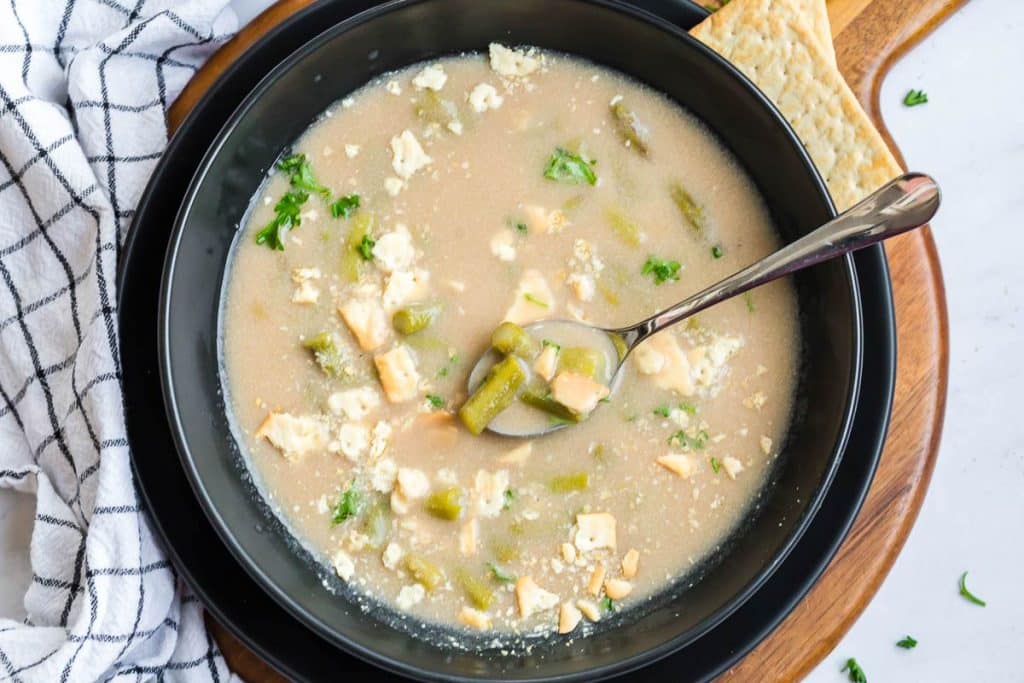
[221, 44, 799, 637]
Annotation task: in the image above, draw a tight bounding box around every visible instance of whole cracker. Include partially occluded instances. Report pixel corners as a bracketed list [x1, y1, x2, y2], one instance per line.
[691, 0, 902, 211]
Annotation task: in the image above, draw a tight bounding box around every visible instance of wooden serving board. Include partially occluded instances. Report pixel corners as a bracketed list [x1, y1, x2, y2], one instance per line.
[168, 0, 962, 679]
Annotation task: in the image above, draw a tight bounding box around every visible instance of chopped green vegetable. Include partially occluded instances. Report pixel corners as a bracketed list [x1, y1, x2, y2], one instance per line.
[610, 100, 650, 155]
[424, 487, 463, 520]
[514, 222, 528, 234]
[491, 321, 540, 359]
[330, 193, 360, 219]
[414, 90, 460, 128]
[520, 386, 583, 423]
[670, 181, 705, 235]
[959, 571, 986, 606]
[361, 498, 390, 549]
[502, 489, 516, 510]
[488, 562, 515, 583]
[436, 351, 459, 378]
[653, 404, 671, 418]
[457, 570, 495, 610]
[744, 291, 755, 312]
[670, 429, 709, 450]
[543, 147, 597, 185]
[709, 457, 722, 474]
[425, 394, 444, 409]
[357, 234, 375, 260]
[642, 256, 681, 284]
[404, 554, 445, 591]
[459, 355, 527, 434]
[896, 636, 918, 650]
[393, 303, 440, 335]
[559, 346, 606, 380]
[549, 472, 590, 493]
[341, 212, 374, 281]
[600, 596, 616, 613]
[523, 292, 549, 308]
[331, 484, 363, 525]
[903, 89, 928, 107]
[605, 207, 644, 247]
[841, 658, 867, 683]
[302, 332, 348, 377]
[711, 245, 723, 259]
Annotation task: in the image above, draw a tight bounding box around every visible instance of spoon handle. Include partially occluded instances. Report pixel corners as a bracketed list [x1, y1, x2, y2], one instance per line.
[615, 172, 940, 349]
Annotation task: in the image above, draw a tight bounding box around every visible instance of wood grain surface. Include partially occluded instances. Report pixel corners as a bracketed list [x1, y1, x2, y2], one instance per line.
[169, 0, 964, 679]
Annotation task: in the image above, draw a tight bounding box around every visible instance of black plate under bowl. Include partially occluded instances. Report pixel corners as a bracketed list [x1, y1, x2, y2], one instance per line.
[119, 0, 895, 680]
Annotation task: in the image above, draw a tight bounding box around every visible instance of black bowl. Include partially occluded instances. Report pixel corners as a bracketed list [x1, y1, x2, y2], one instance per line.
[158, 0, 862, 679]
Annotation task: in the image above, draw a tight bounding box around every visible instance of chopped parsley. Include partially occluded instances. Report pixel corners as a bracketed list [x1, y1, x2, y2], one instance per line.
[514, 222, 528, 234]
[600, 596, 616, 612]
[670, 429, 709, 450]
[641, 256, 681, 284]
[655, 402, 698, 419]
[744, 291, 755, 312]
[903, 89, 928, 107]
[524, 292, 549, 308]
[841, 658, 867, 683]
[709, 457, 722, 474]
[425, 394, 444, 409]
[488, 562, 515, 583]
[331, 484, 364, 525]
[542, 339, 561, 351]
[679, 402, 697, 416]
[436, 352, 459, 378]
[896, 635, 918, 649]
[357, 234, 375, 260]
[330, 193, 360, 219]
[711, 245, 723, 259]
[255, 153, 331, 250]
[543, 147, 597, 185]
[958, 571, 986, 606]
[653, 404, 671, 418]
[502, 488, 517, 510]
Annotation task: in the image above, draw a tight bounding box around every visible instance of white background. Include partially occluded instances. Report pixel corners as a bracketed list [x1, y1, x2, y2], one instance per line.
[2, 0, 1020, 680]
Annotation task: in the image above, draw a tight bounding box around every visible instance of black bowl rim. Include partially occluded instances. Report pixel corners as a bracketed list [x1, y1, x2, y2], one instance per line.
[156, 0, 864, 680]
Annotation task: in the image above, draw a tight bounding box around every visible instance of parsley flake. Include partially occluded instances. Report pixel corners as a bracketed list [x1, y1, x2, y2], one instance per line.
[425, 394, 444, 409]
[330, 193, 360, 219]
[357, 234, 375, 260]
[903, 89, 928, 107]
[711, 245, 724, 259]
[331, 484, 364, 525]
[488, 562, 515, 583]
[896, 635, 918, 649]
[959, 571, 986, 606]
[543, 147, 597, 185]
[642, 256, 681, 284]
[709, 457, 722, 474]
[841, 658, 867, 683]
[600, 596, 616, 612]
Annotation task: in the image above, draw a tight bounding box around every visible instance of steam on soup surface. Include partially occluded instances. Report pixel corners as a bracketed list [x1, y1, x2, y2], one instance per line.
[222, 44, 799, 637]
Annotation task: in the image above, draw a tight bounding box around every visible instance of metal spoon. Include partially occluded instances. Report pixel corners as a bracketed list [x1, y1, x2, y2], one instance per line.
[469, 172, 940, 437]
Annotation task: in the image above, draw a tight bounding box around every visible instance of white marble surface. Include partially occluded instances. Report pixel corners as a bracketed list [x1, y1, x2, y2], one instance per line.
[2, 0, 1019, 679]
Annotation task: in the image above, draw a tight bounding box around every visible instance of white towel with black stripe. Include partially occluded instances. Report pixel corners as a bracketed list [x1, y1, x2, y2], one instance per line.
[0, 1, 238, 680]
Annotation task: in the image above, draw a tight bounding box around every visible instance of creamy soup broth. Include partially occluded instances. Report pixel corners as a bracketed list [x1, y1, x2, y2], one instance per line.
[222, 45, 799, 637]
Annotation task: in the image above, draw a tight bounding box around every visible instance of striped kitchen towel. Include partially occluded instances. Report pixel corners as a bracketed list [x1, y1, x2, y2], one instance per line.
[0, 1, 238, 680]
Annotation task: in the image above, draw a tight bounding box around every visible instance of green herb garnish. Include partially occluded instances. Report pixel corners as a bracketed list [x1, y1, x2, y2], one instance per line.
[542, 339, 561, 351]
[679, 402, 697, 416]
[959, 571, 986, 606]
[641, 256, 681, 284]
[841, 658, 867, 683]
[488, 562, 515, 583]
[653, 404, 671, 418]
[543, 147, 597, 185]
[600, 596, 616, 613]
[670, 429, 708, 450]
[278, 153, 331, 198]
[330, 193, 360, 219]
[502, 489, 517, 510]
[357, 234, 375, 260]
[256, 153, 333, 250]
[896, 635, 918, 649]
[711, 245, 723, 259]
[709, 457, 722, 474]
[524, 292, 549, 308]
[425, 394, 444, 409]
[331, 484, 364, 525]
[436, 352, 459, 378]
[744, 291, 755, 312]
[514, 222, 528, 234]
[903, 89, 928, 107]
